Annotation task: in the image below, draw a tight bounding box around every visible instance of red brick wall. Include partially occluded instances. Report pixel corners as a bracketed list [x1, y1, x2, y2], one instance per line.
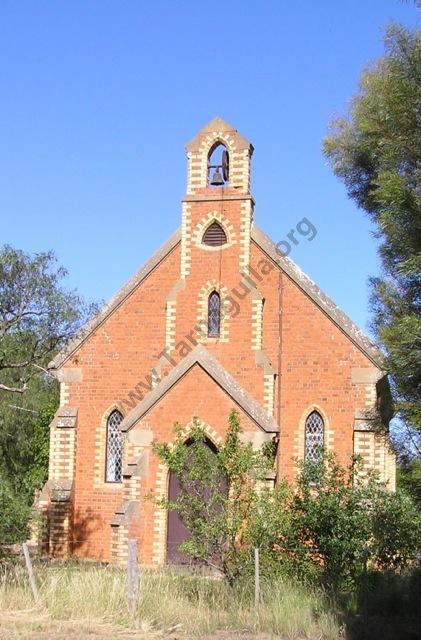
[60, 213, 379, 562]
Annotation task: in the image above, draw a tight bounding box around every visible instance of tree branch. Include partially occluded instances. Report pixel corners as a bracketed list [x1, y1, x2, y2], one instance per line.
[0, 382, 27, 394]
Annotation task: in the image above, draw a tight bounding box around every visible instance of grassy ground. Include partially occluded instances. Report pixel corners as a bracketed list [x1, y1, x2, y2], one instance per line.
[0, 561, 420, 639]
[0, 561, 341, 639]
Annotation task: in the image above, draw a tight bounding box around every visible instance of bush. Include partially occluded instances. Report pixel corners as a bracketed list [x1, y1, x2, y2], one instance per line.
[0, 471, 32, 554]
[370, 488, 421, 571]
[153, 410, 275, 584]
[286, 453, 421, 588]
[154, 412, 421, 590]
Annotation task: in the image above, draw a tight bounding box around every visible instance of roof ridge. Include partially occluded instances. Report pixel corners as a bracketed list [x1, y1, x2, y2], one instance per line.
[49, 229, 181, 369]
[251, 224, 384, 367]
[49, 223, 384, 371]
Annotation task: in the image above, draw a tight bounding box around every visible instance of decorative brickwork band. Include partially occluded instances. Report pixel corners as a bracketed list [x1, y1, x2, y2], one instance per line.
[239, 200, 253, 269]
[181, 201, 192, 278]
[110, 450, 148, 564]
[41, 407, 78, 557]
[48, 407, 77, 481]
[251, 290, 264, 351]
[263, 374, 275, 416]
[59, 381, 70, 406]
[354, 424, 396, 489]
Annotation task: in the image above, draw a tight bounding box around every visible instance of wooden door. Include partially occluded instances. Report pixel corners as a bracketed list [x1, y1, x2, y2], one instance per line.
[166, 438, 219, 564]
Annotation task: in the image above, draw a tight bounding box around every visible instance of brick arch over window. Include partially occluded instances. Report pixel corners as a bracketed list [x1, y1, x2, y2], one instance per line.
[105, 409, 124, 482]
[197, 280, 230, 343]
[202, 222, 227, 247]
[294, 405, 334, 463]
[191, 211, 236, 251]
[304, 411, 324, 462]
[94, 405, 126, 488]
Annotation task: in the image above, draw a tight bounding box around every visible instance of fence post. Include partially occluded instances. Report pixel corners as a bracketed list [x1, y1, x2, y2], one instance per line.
[127, 539, 139, 614]
[22, 542, 40, 605]
[254, 547, 260, 606]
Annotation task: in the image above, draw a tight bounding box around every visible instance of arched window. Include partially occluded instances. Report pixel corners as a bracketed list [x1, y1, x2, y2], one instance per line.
[304, 411, 324, 462]
[208, 291, 220, 337]
[105, 410, 124, 482]
[202, 222, 227, 247]
[207, 143, 229, 187]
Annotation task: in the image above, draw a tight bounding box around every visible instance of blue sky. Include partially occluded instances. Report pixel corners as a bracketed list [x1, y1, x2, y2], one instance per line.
[0, 1, 419, 336]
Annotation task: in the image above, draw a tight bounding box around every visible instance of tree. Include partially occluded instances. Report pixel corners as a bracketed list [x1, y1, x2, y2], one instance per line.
[397, 457, 421, 505]
[323, 24, 421, 447]
[0, 244, 96, 547]
[0, 245, 94, 394]
[0, 373, 57, 495]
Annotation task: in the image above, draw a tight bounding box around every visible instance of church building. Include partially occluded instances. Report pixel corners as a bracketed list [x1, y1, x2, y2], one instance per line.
[38, 118, 395, 564]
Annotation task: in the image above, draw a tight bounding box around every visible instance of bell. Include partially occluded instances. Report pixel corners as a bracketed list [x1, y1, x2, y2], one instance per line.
[210, 168, 224, 186]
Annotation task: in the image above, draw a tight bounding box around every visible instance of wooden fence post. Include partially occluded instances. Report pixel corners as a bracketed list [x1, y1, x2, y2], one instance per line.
[22, 543, 40, 605]
[254, 547, 260, 606]
[127, 539, 139, 614]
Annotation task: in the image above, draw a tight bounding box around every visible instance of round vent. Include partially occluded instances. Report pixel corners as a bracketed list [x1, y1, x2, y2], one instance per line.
[202, 222, 227, 247]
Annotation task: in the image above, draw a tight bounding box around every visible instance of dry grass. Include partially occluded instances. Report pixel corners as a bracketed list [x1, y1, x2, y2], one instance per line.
[0, 561, 342, 639]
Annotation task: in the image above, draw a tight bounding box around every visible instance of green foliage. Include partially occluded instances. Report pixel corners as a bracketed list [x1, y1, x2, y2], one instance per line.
[371, 488, 421, 571]
[288, 454, 421, 588]
[25, 402, 57, 493]
[397, 457, 421, 505]
[0, 379, 58, 549]
[0, 244, 96, 394]
[0, 375, 58, 497]
[153, 410, 274, 584]
[155, 413, 421, 590]
[288, 454, 371, 588]
[0, 244, 96, 548]
[323, 24, 421, 438]
[0, 471, 32, 553]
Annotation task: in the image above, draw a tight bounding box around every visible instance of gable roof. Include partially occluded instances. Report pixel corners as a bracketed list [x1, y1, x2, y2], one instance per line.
[251, 225, 383, 367]
[119, 344, 279, 433]
[49, 223, 383, 370]
[49, 229, 181, 369]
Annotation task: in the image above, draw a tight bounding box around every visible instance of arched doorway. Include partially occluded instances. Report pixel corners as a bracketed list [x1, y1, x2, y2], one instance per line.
[166, 437, 220, 564]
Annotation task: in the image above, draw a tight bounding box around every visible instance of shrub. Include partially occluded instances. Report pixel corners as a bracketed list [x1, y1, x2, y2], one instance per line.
[0, 471, 31, 555]
[153, 410, 275, 584]
[154, 412, 421, 590]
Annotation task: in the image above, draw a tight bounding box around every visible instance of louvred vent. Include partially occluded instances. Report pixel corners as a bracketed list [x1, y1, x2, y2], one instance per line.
[202, 222, 227, 247]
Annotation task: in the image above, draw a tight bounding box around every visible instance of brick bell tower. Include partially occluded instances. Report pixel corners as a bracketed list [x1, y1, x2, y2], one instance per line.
[160, 117, 276, 416]
[181, 117, 254, 277]
[160, 117, 258, 362]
